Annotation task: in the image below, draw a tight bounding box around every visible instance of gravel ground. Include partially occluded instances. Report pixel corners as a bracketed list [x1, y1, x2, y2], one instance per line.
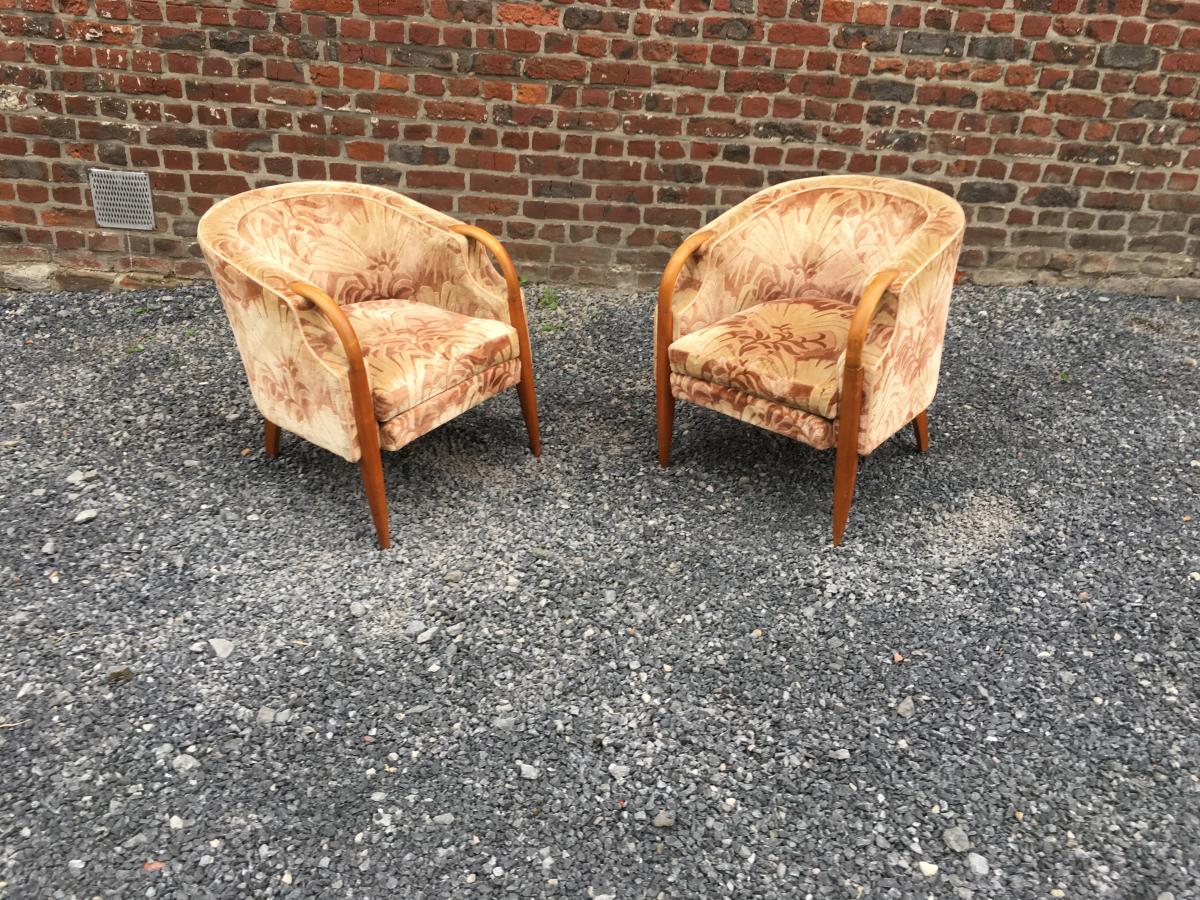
[1, 279, 1198, 899]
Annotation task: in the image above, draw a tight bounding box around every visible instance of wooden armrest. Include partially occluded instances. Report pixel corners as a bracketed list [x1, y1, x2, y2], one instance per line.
[287, 281, 380, 458]
[656, 230, 714, 341]
[450, 222, 534, 382]
[450, 223, 522, 317]
[844, 269, 901, 372]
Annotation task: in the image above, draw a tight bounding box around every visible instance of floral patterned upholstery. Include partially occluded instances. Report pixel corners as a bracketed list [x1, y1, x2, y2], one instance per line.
[668, 296, 895, 420]
[664, 175, 965, 455]
[311, 299, 519, 423]
[197, 181, 523, 463]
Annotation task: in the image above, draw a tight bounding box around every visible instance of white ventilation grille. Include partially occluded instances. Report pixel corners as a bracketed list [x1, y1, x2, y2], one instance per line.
[88, 169, 155, 231]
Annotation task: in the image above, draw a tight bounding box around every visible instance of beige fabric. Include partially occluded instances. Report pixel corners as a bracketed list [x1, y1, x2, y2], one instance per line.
[663, 175, 964, 455]
[380, 360, 522, 452]
[198, 181, 521, 462]
[311, 299, 518, 423]
[668, 296, 894, 420]
[670, 374, 836, 450]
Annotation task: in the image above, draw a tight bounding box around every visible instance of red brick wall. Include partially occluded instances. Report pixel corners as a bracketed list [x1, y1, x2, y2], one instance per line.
[2, 1, 1198, 295]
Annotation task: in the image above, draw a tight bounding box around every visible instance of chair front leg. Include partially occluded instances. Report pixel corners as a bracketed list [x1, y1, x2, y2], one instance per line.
[359, 438, 390, 551]
[832, 368, 863, 546]
[832, 269, 900, 546]
[288, 280, 391, 550]
[655, 230, 713, 467]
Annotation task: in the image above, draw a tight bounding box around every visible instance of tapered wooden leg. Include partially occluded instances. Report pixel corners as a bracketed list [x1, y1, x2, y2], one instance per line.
[656, 383, 674, 468]
[264, 419, 280, 459]
[516, 368, 541, 457]
[359, 447, 390, 550]
[911, 410, 930, 452]
[832, 366, 865, 546]
[654, 331, 674, 468]
[831, 433, 859, 546]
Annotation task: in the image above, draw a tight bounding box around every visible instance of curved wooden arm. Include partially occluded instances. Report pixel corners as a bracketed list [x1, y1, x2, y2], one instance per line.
[836, 269, 901, 463]
[844, 269, 901, 372]
[451, 222, 531, 358]
[287, 281, 381, 462]
[450, 223, 541, 457]
[656, 230, 714, 342]
[655, 229, 714, 381]
[450, 223, 524, 323]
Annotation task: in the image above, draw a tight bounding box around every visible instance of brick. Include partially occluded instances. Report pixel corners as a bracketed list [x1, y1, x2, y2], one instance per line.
[901, 31, 966, 57]
[0, 0, 1193, 296]
[1098, 44, 1161, 70]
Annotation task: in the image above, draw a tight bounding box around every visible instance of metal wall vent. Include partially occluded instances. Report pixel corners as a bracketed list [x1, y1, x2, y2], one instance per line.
[88, 169, 155, 231]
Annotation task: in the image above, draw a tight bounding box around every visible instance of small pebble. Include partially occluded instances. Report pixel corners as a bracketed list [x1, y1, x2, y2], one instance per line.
[171, 754, 199, 773]
[967, 852, 989, 876]
[943, 825, 971, 853]
[73, 509, 98, 524]
[918, 861, 938, 877]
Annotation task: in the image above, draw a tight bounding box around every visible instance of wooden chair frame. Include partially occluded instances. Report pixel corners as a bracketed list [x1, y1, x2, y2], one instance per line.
[270, 225, 539, 551]
[655, 237, 928, 546]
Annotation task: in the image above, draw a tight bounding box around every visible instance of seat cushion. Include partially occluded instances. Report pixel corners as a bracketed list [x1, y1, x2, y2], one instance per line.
[668, 296, 894, 419]
[310, 298, 519, 423]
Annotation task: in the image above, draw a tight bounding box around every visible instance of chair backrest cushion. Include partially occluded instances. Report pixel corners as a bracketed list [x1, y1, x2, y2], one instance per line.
[673, 176, 959, 337]
[229, 184, 463, 306]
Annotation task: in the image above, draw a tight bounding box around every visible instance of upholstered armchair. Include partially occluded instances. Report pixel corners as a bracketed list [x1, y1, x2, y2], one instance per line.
[198, 181, 540, 549]
[655, 175, 965, 544]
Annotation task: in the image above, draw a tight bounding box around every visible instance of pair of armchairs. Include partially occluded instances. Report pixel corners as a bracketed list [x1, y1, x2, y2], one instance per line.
[198, 177, 964, 549]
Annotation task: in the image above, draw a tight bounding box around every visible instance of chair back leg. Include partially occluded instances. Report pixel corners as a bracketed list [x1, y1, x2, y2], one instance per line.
[264, 419, 281, 459]
[912, 410, 930, 452]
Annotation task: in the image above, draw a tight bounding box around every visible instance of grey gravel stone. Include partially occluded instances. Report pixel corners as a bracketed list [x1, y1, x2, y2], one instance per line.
[168, 815, 184, 830]
[653, 810, 675, 828]
[896, 695, 915, 718]
[918, 861, 939, 877]
[967, 852, 990, 876]
[415, 626, 437, 644]
[432, 813, 454, 826]
[171, 754, 199, 773]
[943, 825, 971, 853]
[607, 763, 630, 779]
[72, 509, 97, 524]
[349, 601, 368, 618]
[1, 282, 1198, 899]
[519, 763, 539, 780]
[208, 638, 234, 659]
[828, 748, 851, 760]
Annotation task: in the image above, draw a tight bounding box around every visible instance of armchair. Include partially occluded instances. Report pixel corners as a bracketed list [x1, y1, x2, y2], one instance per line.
[198, 181, 540, 549]
[655, 175, 965, 544]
